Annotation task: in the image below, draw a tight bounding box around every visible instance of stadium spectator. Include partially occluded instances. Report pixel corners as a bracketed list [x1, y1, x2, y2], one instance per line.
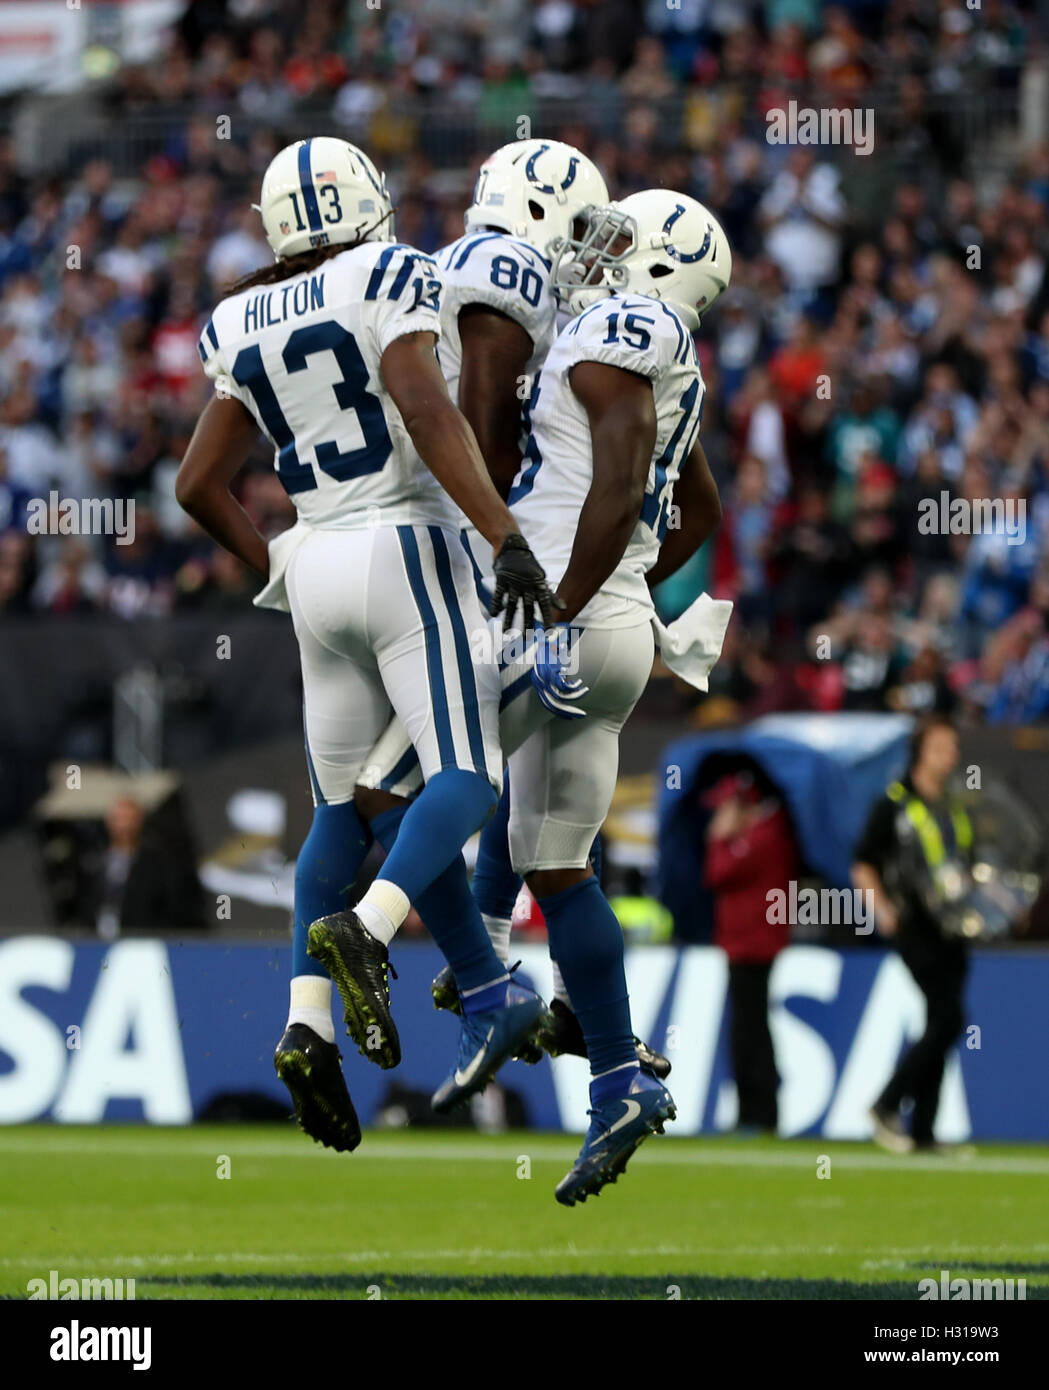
[0, 0, 1044, 727]
[704, 770, 799, 1133]
[758, 149, 847, 301]
[89, 794, 207, 938]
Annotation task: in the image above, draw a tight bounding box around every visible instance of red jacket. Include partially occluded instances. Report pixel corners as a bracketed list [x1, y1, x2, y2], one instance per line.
[704, 804, 799, 963]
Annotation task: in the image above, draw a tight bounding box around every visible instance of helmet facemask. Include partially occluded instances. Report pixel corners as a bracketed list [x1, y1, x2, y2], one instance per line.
[551, 205, 638, 310]
[552, 192, 731, 329]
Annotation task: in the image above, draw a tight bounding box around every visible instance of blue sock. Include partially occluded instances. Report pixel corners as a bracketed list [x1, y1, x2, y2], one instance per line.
[459, 974, 511, 1015]
[537, 875, 638, 1080]
[378, 768, 497, 902]
[590, 1065, 644, 1106]
[372, 800, 508, 999]
[473, 779, 521, 920]
[293, 801, 372, 976]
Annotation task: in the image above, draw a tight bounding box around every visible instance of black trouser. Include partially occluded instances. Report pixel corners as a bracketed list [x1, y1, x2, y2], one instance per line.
[728, 962, 778, 1131]
[877, 934, 968, 1145]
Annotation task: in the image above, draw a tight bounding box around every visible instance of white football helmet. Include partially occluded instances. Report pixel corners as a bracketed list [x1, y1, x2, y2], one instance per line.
[255, 137, 394, 260]
[552, 189, 732, 330]
[464, 139, 609, 258]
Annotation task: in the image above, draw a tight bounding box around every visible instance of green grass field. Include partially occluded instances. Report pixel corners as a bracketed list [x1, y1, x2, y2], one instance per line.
[2, 1126, 1048, 1300]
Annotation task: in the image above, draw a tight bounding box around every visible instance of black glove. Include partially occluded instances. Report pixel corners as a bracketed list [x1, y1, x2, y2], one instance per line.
[490, 533, 558, 629]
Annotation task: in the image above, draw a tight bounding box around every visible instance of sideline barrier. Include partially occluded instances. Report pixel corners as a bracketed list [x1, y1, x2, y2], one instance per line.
[1, 937, 1046, 1141]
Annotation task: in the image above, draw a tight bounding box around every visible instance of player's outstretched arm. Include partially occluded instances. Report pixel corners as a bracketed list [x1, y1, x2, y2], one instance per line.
[552, 360, 658, 623]
[381, 330, 520, 551]
[458, 306, 534, 498]
[645, 437, 722, 589]
[175, 395, 270, 577]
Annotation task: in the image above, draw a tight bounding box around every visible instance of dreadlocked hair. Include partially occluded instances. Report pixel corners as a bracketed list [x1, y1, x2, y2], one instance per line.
[228, 240, 359, 296]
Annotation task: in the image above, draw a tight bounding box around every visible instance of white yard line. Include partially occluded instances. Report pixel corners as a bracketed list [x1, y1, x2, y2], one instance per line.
[2, 1132, 1048, 1176]
[4, 1243, 1042, 1272]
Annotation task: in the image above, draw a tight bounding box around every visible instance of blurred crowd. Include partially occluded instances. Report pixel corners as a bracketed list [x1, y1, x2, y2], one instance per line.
[1, 0, 1048, 724]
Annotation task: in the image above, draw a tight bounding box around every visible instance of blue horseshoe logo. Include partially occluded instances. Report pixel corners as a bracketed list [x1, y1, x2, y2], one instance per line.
[662, 204, 713, 263]
[525, 143, 579, 195]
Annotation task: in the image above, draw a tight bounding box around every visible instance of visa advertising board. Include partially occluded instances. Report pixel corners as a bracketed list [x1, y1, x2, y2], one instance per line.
[1, 937, 1046, 1141]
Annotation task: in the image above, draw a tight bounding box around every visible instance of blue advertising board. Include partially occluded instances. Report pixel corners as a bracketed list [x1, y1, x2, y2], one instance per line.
[1, 936, 1046, 1142]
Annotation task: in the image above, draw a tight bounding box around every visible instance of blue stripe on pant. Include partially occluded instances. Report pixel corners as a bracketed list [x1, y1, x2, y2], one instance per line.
[459, 528, 494, 612]
[428, 526, 488, 776]
[396, 526, 455, 766]
[380, 745, 421, 793]
[302, 702, 327, 806]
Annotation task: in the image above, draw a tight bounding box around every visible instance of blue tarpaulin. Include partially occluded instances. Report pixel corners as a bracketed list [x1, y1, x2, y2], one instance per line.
[656, 713, 912, 942]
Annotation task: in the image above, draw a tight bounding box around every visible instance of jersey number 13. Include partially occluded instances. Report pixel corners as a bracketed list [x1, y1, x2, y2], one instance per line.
[231, 321, 392, 495]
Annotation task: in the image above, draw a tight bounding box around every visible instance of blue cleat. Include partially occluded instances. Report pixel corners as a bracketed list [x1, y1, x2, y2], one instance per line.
[555, 1070, 676, 1206]
[431, 982, 546, 1114]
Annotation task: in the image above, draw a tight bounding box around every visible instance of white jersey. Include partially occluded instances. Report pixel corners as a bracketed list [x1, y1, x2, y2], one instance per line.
[198, 240, 456, 530]
[434, 231, 558, 402]
[433, 231, 558, 562]
[509, 294, 706, 628]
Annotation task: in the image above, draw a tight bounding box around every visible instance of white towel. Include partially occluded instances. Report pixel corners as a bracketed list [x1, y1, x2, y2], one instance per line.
[252, 520, 313, 614]
[651, 592, 733, 692]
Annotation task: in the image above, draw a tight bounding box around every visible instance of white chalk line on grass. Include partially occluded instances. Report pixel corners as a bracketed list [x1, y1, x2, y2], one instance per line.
[2, 1132, 1049, 1177]
[3, 1242, 1042, 1273]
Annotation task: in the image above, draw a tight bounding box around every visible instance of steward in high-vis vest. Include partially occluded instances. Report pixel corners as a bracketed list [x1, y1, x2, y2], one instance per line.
[852, 715, 972, 1155]
[884, 778, 973, 924]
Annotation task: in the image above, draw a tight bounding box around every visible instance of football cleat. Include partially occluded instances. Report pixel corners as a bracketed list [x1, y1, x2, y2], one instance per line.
[273, 1023, 361, 1153]
[541, 999, 673, 1080]
[555, 1071, 676, 1207]
[433, 970, 668, 1075]
[432, 963, 548, 1065]
[633, 1034, 671, 1081]
[431, 981, 546, 1114]
[431, 962, 461, 1016]
[514, 1032, 547, 1066]
[307, 911, 400, 1069]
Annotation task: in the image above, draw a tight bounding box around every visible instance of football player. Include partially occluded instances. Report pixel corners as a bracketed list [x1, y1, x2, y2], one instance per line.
[497, 187, 732, 1202]
[175, 138, 556, 1151]
[423, 144, 672, 1072]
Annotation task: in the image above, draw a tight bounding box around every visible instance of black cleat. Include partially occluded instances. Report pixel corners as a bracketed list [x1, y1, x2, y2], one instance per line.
[634, 1034, 672, 1081]
[540, 998, 585, 1057]
[514, 1034, 547, 1066]
[307, 911, 401, 1069]
[432, 963, 461, 1016]
[541, 998, 672, 1079]
[274, 1023, 361, 1153]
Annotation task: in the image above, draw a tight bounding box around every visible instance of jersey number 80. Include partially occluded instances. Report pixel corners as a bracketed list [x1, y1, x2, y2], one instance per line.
[490, 255, 543, 308]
